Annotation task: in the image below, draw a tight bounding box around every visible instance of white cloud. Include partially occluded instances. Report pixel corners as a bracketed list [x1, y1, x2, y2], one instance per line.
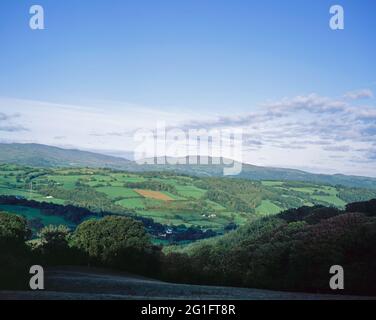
[179, 92, 376, 176]
[0, 97, 195, 154]
[1, 92, 376, 177]
[344, 89, 374, 100]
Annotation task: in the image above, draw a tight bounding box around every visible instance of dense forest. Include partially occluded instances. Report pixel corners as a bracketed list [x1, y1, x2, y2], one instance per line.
[1, 199, 376, 295]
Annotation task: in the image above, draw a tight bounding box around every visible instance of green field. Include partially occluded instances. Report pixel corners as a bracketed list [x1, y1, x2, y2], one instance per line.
[311, 195, 346, 207]
[0, 204, 71, 228]
[261, 181, 284, 187]
[256, 200, 282, 215]
[0, 186, 66, 205]
[1, 163, 376, 233]
[116, 198, 146, 209]
[176, 185, 207, 199]
[45, 175, 82, 189]
[96, 186, 141, 199]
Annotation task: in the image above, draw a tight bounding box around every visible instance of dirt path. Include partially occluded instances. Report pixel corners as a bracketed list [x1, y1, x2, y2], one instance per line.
[0, 267, 374, 300]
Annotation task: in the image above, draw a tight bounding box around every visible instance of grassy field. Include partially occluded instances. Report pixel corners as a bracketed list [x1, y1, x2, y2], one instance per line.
[1, 163, 376, 234]
[45, 175, 82, 189]
[135, 189, 174, 201]
[96, 186, 141, 199]
[287, 185, 347, 207]
[261, 181, 284, 187]
[0, 204, 71, 229]
[116, 198, 146, 210]
[176, 185, 207, 199]
[311, 195, 346, 207]
[256, 200, 282, 215]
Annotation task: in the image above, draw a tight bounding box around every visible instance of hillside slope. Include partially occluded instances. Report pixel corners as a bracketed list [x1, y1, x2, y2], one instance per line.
[0, 143, 132, 169]
[1, 143, 376, 189]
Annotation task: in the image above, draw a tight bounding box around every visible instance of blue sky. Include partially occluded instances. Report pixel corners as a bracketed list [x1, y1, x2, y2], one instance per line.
[1, 0, 376, 176]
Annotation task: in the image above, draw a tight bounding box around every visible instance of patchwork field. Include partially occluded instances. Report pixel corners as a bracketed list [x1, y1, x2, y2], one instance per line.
[1, 163, 376, 236]
[135, 189, 174, 201]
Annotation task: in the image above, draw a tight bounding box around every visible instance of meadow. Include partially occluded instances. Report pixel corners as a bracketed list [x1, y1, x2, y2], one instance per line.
[0, 204, 73, 234]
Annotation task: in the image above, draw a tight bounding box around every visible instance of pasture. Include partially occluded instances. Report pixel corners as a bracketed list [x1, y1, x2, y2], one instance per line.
[135, 189, 174, 201]
[0, 204, 71, 228]
[1, 164, 375, 234]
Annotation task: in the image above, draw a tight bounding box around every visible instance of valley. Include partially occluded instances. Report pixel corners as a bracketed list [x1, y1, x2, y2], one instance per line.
[1, 162, 376, 243]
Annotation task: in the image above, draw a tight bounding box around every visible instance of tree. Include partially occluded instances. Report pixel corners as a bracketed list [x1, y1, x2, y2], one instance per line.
[0, 211, 31, 242]
[0, 211, 31, 289]
[72, 216, 160, 275]
[33, 225, 76, 265]
[38, 225, 70, 244]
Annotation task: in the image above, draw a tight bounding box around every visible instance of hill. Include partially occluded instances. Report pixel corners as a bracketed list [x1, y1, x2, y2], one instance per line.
[162, 198, 376, 296]
[0, 143, 132, 169]
[1, 143, 376, 189]
[141, 156, 376, 189]
[1, 164, 376, 243]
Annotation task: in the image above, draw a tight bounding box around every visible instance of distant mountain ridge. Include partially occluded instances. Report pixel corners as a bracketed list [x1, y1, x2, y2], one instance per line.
[1, 143, 376, 189]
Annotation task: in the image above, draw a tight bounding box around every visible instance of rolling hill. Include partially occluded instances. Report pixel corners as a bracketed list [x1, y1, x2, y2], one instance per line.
[0, 143, 132, 169]
[1, 143, 376, 189]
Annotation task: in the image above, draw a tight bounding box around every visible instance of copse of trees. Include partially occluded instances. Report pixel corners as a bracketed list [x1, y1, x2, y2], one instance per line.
[0, 213, 162, 289]
[0, 211, 31, 242]
[123, 181, 178, 194]
[71, 216, 161, 275]
[31, 225, 83, 266]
